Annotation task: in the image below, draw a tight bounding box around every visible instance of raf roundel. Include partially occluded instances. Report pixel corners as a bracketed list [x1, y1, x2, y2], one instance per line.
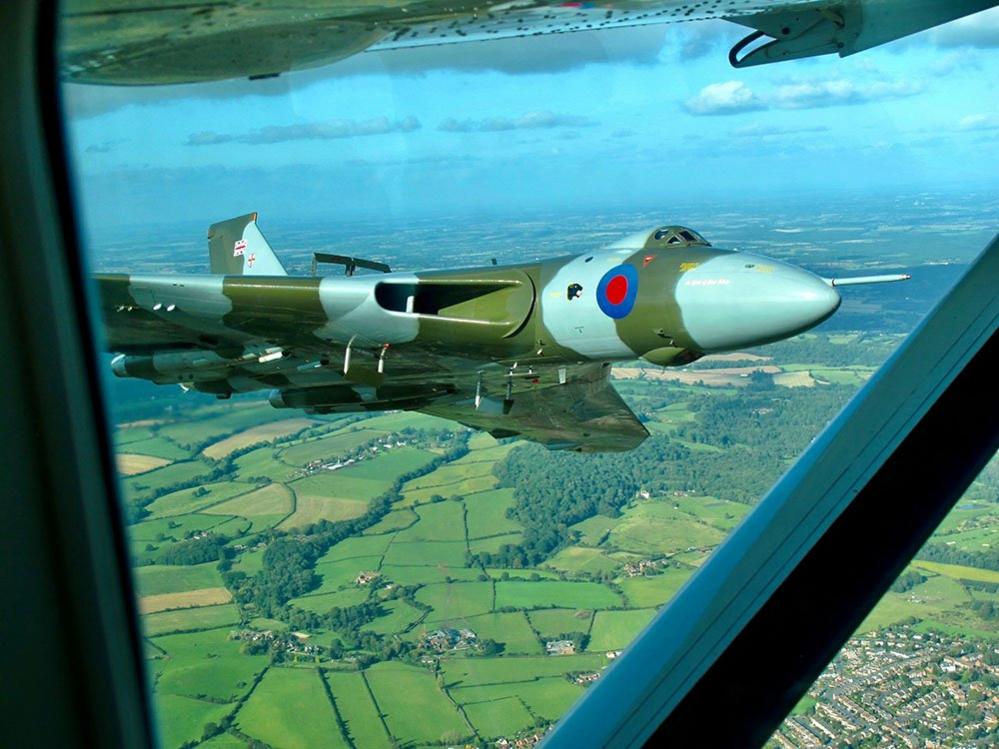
[596, 264, 639, 319]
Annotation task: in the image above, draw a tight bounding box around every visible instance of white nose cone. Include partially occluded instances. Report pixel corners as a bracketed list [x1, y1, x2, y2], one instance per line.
[676, 253, 841, 352]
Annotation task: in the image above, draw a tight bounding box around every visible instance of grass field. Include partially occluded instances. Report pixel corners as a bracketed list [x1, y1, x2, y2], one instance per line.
[494, 580, 622, 610]
[463, 696, 536, 738]
[544, 546, 620, 575]
[291, 472, 386, 503]
[233, 447, 301, 483]
[325, 671, 394, 749]
[278, 494, 369, 529]
[510, 677, 587, 721]
[117, 453, 172, 475]
[394, 500, 466, 543]
[152, 627, 268, 703]
[464, 488, 521, 538]
[346, 411, 449, 434]
[115, 425, 156, 445]
[129, 514, 234, 548]
[605, 502, 726, 555]
[158, 404, 277, 449]
[122, 461, 214, 503]
[279, 429, 383, 466]
[379, 564, 483, 586]
[145, 482, 256, 518]
[319, 534, 395, 563]
[198, 733, 251, 749]
[669, 496, 750, 532]
[290, 587, 371, 613]
[449, 677, 586, 723]
[365, 662, 471, 744]
[773, 371, 816, 388]
[934, 525, 999, 553]
[364, 507, 418, 534]
[383, 540, 468, 567]
[134, 562, 224, 596]
[403, 474, 499, 505]
[442, 654, 606, 688]
[527, 608, 594, 639]
[468, 533, 524, 554]
[462, 612, 543, 654]
[143, 603, 240, 636]
[120, 436, 191, 461]
[229, 547, 265, 575]
[202, 483, 293, 521]
[857, 574, 971, 633]
[588, 609, 657, 651]
[406, 461, 496, 490]
[154, 693, 232, 749]
[312, 555, 384, 595]
[618, 568, 693, 608]
[417, 581, 494, 623]
[570, 515, 618, 546]
[140, 587, 233, 614]
[237, 667, 347, 749]
[202, 417, 316, 458]
[362, 600, 426, 635]
[912, 560, 999, 584]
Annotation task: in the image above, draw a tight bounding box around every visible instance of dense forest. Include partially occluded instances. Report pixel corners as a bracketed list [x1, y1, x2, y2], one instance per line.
[480, 382, 858, 566]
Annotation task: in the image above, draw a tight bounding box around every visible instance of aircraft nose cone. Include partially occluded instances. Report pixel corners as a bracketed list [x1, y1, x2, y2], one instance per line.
[676, 253, 841, 352]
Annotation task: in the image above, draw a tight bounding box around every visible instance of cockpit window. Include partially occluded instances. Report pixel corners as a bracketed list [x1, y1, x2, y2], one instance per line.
[650, 226, 711, 248]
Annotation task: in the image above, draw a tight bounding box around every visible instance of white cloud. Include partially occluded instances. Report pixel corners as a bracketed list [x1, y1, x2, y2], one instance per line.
[684, 81, 765, 116]
[769, 78, 923, 109]
[186, 116, 420, 145]
[438, 111, 596, 132]
[956, 113, 999, 131]
[685, 76, 924, 117]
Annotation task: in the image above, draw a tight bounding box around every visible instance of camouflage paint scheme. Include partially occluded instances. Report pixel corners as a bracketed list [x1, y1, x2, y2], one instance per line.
[97, 214, 855, 451]
[60, 0, 994, 85]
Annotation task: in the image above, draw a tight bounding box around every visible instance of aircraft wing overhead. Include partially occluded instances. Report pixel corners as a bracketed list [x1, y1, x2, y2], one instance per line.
[60, 0, 998, 85]
[422, 363, 650, 453]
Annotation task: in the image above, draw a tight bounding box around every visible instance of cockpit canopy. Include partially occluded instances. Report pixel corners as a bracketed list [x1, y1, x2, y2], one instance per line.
[608, 225, 712, 250]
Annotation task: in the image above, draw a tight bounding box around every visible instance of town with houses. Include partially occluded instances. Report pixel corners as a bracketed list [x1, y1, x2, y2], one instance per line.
[767, 627, 998, 748]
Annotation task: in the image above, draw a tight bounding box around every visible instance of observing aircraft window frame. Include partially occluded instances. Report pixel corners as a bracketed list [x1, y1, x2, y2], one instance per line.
[0, 1, 995, 748]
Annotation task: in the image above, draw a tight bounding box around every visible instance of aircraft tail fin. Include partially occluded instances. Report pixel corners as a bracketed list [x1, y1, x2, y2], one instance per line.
[208, 213, 287, 276]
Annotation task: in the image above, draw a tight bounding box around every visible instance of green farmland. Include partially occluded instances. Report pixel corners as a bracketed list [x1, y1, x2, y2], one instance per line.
[109, 332, 999, 747]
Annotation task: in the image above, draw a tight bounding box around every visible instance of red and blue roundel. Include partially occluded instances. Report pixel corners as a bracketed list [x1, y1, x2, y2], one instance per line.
[596, 264, 639, 319]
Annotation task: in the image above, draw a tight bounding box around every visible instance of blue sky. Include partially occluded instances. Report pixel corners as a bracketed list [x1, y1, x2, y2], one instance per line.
[63, 9, 999, 228]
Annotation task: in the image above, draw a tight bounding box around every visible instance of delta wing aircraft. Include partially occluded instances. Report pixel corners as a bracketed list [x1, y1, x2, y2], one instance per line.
[99, 214, 908, 451]
[61, 0, 994, 85]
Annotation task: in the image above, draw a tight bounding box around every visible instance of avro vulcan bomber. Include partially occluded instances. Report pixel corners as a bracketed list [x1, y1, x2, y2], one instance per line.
[99, 214, 907, 451]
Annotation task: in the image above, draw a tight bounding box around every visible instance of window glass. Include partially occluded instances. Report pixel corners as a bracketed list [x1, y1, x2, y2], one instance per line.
[59, 5, 998, 748]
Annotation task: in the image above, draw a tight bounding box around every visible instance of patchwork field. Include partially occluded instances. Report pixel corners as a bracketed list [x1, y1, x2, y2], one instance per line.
[278, 494, 369, 529]
[325, 671, 394, 749]
[588, 609, 658, 651]
[202, 417, 316, 458]
[117, 453, 171, 475]
[143, 603, 240, 637]
[237, 668, 347, 749]
[365, 662, 471, 744]
[140, 587, 233, 614]
[112, 356, 997, 747]
[145, 482, 257, 518]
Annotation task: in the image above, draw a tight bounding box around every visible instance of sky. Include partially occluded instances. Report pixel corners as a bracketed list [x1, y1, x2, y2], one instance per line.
[62, 8, 999, 229]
